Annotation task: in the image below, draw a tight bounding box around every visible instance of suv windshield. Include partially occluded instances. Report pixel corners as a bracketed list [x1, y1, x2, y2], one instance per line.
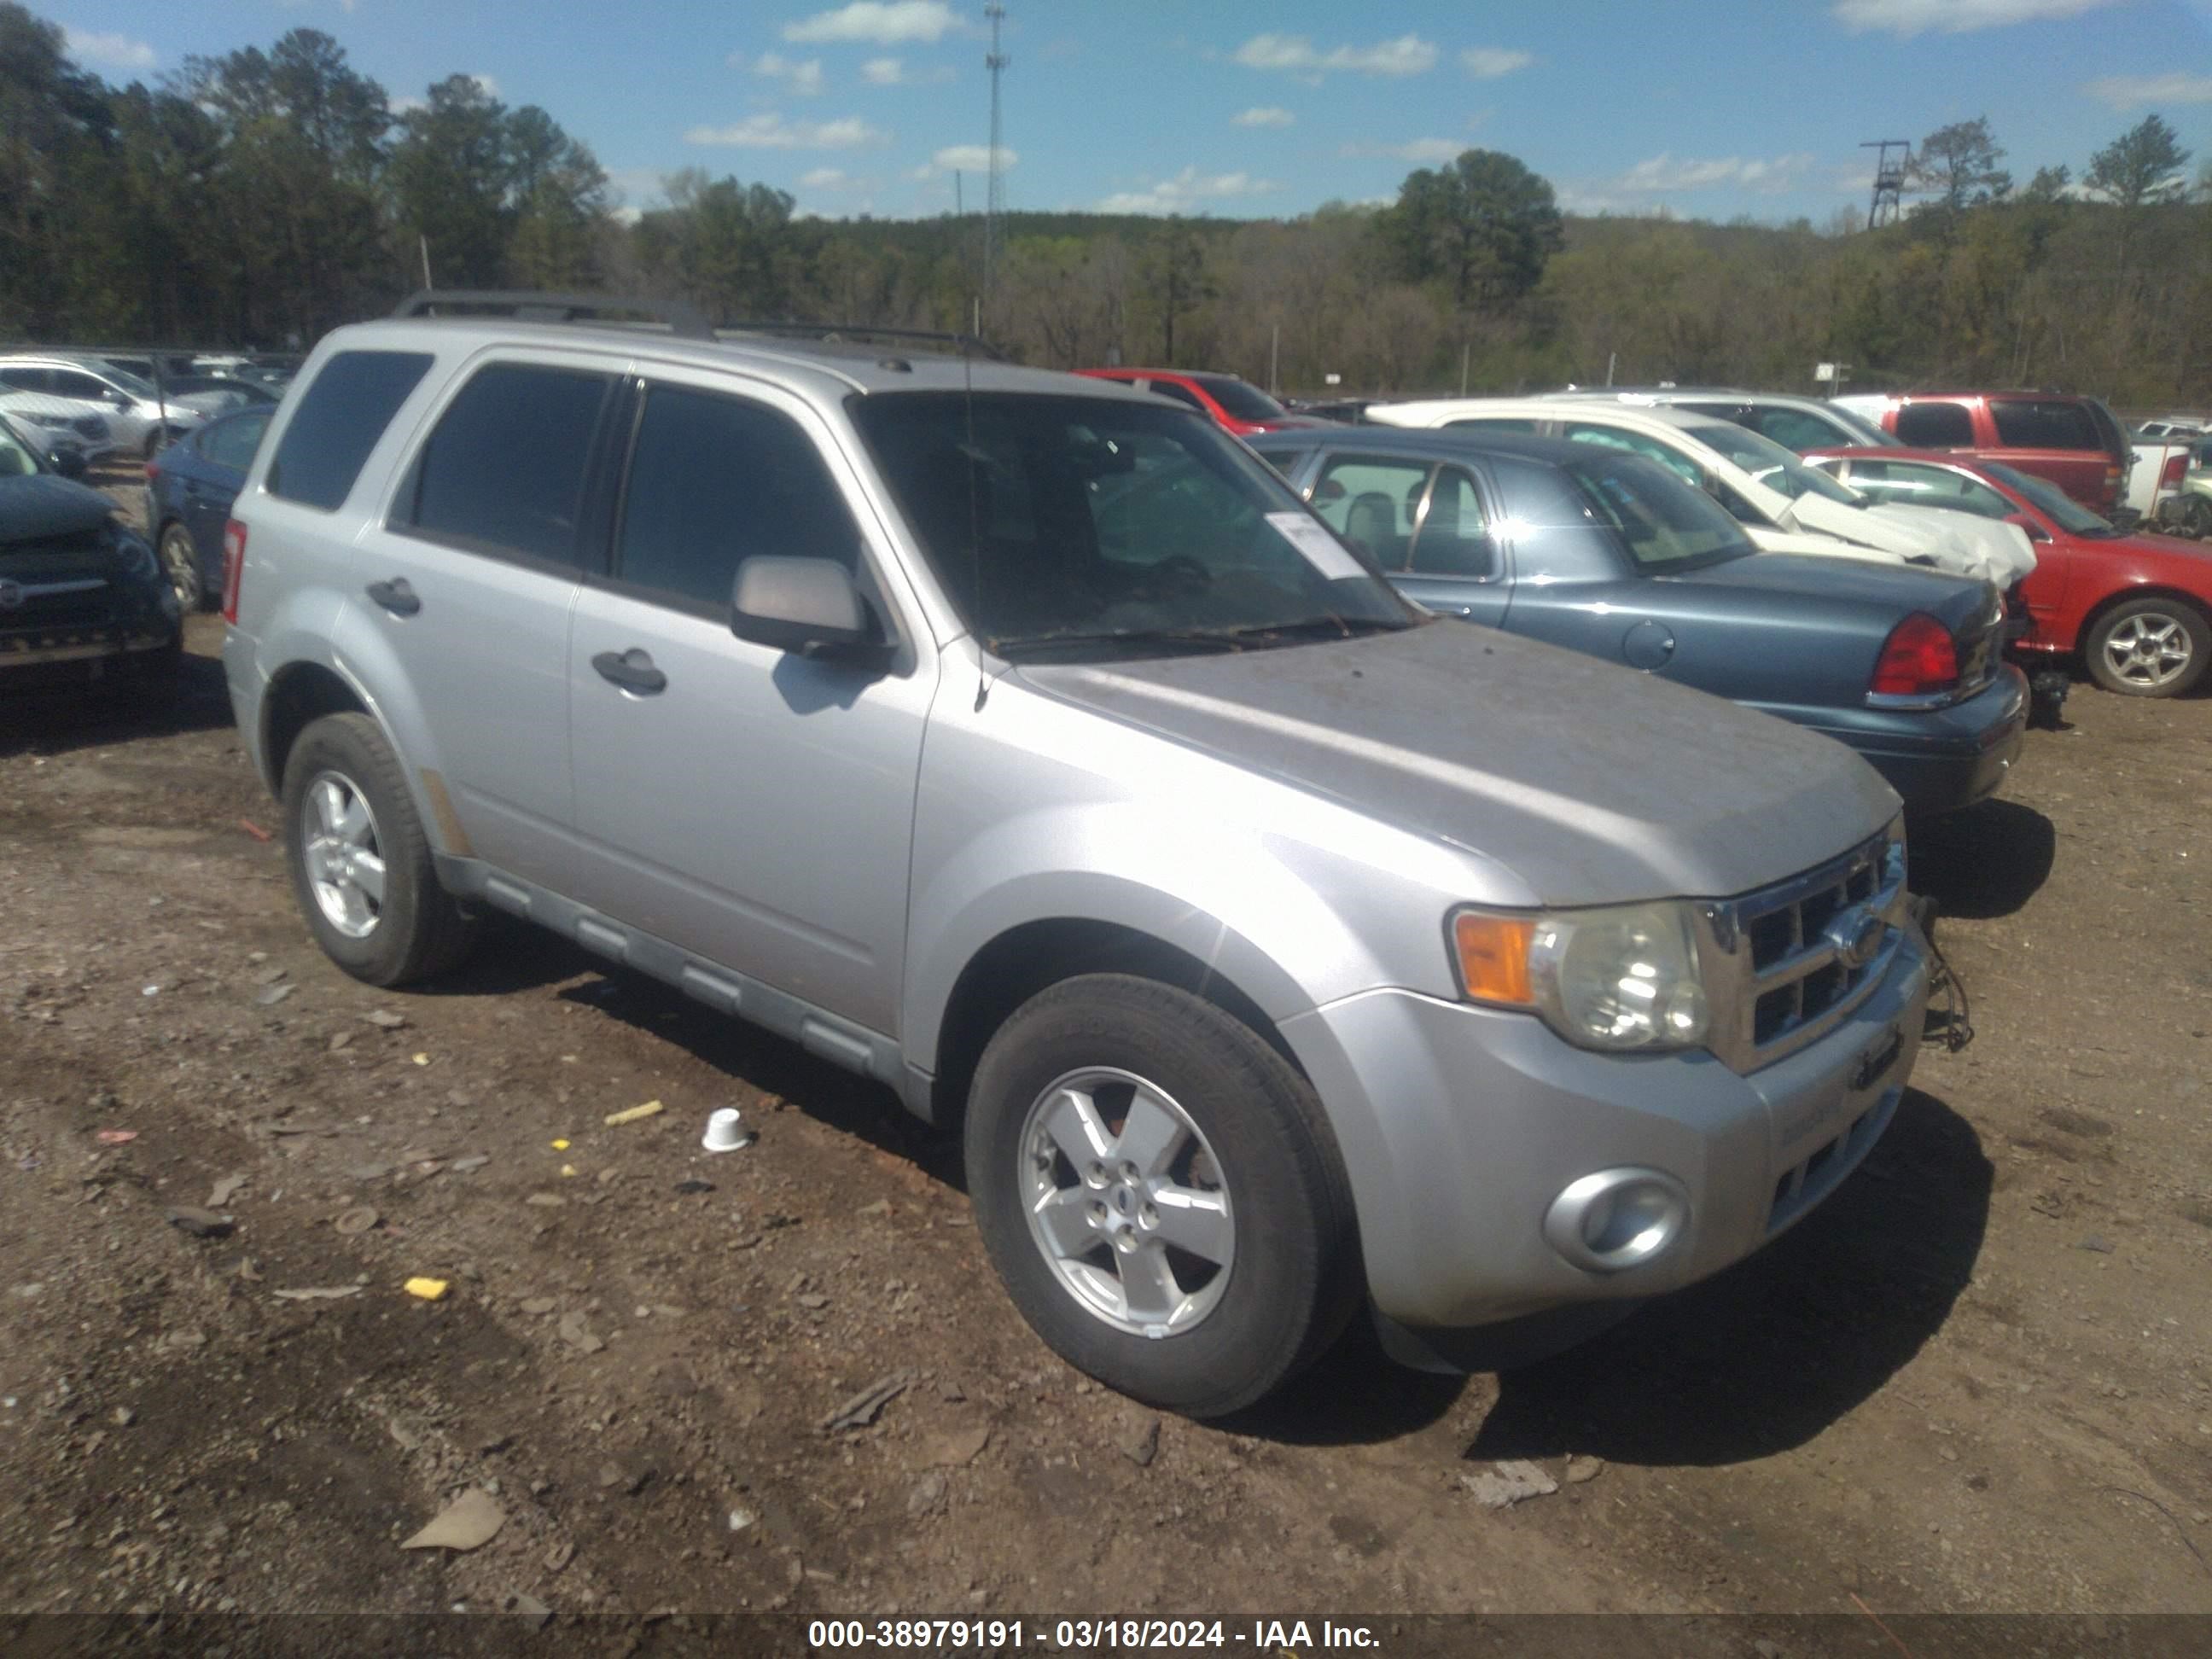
[1983, 462, 2116, 537]
[1685, 419, 1866, 505]
[1189, 375, 1287, 424]
[849, 393, 1415, 657]
[87, 364, 155, 399]
[1561, 451, 1757, 572]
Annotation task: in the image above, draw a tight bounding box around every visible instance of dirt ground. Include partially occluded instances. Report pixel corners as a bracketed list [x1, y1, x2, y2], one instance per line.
[3, 507, 2210, 1637]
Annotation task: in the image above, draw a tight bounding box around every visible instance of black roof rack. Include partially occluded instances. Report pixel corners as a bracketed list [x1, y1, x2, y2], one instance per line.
[390, 290, 715, 340]
[715, 320, 1007, 362]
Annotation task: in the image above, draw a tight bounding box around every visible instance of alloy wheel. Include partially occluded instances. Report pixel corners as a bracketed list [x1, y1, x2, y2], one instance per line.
[299, 770, 387, 940]
[2100, 611, 2193, 690]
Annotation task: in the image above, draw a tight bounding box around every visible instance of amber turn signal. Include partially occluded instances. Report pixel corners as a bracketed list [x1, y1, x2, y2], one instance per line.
[1452, 911, 1535, 1007]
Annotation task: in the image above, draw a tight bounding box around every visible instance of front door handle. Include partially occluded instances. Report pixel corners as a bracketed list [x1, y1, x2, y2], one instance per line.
[366, 579, 421, 617]
[592, 648, 667, 696]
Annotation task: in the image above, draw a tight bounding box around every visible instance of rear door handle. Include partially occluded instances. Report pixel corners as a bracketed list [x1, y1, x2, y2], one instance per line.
[592, 648, 667, 696]
[366, 579, 420, 617]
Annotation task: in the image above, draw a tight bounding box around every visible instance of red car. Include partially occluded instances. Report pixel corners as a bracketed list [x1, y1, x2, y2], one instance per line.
[1832, 392, 2131, 516]
[1074, 368, 1330, 437]
[1808, 446, 2211, 697]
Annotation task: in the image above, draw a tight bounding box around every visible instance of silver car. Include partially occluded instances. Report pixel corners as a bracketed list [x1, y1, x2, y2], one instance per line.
[0, 353, 208, 460]
[222, 297, 1932, 1415]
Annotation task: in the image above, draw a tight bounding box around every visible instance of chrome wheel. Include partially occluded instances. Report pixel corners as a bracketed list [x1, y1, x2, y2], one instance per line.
[2099, 610, 2193, 689]
[299, 770, 387, 940]
[158, 526, 203, 610]
[1018, 1067, 1235, 1338]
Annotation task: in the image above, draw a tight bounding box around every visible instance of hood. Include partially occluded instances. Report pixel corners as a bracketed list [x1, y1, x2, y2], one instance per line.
[0, 474, 118, 546]
[2112, 527, 2212, 568]
[1790, 490, 1946, 556]
[1747, 523, 1907, 562]
[1019, 618, 1900, 909]
[1873, 508, 2037, 585]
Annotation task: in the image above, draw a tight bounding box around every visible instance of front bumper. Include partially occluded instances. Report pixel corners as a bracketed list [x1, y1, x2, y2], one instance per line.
[0, 623, 178, 685]
[1280, 926, 1929, 1340]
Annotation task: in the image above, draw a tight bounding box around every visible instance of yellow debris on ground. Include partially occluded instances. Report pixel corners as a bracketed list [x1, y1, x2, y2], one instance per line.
[404, 1278, 450, 1301]
[603, 1099, 666, 1127]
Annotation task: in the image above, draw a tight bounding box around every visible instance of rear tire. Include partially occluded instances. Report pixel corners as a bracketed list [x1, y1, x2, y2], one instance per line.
[281, 713, 478, 986]
[964, 974, 1359, 1417]
[2185, 495, 2212, 541]
[2082, 597, 2209, 697]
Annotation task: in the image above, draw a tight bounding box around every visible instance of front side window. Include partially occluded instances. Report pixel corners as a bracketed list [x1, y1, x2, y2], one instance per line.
[395, 362, 613, 567]
[1562, 452, 1758, 572]
[850, 393, 1414, 655]
[1746, 405, 1850, 453]
[614, 384, 861, 614]
[49, 370, 110, 401]
[202, 409, 272, 472]
[1309, 455, 1432, 571]
[1894, 401, 1976, 448]
[1848, 459, 2014, 520]
[1982, 463, 2114, 536]
[268, 350, 434, 510]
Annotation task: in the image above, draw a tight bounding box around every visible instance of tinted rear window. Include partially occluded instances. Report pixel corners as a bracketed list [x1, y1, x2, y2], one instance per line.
[396, 363, 613, 567]
[1893, 402, 1975, 447]
[1189, 375, 1287, 423]
[268, 350, 433, 510]
[1990, 399, 2101, 452]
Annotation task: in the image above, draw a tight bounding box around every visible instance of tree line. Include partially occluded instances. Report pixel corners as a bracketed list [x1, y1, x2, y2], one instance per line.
[3, 3, 2206, 405]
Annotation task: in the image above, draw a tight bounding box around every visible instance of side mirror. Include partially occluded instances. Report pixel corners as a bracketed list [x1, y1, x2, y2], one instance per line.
[731, 556, 883, 660]
[50, 445, 87, 480]
[106, 389, 131, 408]
[2003, 511, 2052, 544]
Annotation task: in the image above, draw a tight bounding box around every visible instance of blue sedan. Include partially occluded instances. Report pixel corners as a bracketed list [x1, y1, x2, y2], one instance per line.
[1247, 427, 2029, 818]
[146, 404, 271, 609]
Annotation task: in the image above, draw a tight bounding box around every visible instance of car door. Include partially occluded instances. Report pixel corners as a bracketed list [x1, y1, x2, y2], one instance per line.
[1987, 398, 2115, 511]
[1385, 463, 1511, 626]
[346, 352, 614, 891]
[1483, 455, 1666, 668]
[563, 372, 932, 1038]
[182, 409, 271, 561]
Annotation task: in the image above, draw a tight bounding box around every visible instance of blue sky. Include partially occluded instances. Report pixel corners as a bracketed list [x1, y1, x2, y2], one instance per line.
[47, 0, 2212, 224]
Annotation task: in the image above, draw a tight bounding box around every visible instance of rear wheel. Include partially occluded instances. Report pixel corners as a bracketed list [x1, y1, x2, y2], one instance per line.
[281, 713, 478, 985]
[157, 524, 205, 610]
[2184, 494, 2212, 540]
[964, 974, 1359, 1417]
[2083, 597, 2209, 697]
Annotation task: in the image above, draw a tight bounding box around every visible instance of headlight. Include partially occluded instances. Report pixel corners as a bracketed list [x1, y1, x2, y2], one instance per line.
[114, 528, 157, 581]
[1452, 899, 1710, 1053]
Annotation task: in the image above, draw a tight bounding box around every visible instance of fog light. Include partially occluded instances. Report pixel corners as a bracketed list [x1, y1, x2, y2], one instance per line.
[1543, 1168, 1690, 1273]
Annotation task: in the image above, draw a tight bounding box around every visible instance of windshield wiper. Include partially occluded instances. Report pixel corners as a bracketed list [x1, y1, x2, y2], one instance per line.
[989, 614, 1406, 660]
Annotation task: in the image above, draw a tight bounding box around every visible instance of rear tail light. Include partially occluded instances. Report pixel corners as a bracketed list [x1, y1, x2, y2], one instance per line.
[143, 457, 162, 485]
[221, 519, 247, 625]
[2160, 452, 2187, 490]
[1871, 612, 1959, 699]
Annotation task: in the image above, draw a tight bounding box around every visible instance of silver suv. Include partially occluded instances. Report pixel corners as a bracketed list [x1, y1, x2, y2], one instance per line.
[222, 294, 1932, 1415]
[0, 353, 208, 460]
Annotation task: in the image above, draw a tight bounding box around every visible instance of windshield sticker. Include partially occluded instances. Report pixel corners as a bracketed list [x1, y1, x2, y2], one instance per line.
[1266, 511, 1366, 580]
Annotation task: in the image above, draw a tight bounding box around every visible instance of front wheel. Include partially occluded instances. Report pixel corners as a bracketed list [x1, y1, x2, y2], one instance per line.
[964, 974, 1359, 1417]
[157, 524, 205, 610]
[2083, 597, 2209, 697]
[281, 713, 478, 985]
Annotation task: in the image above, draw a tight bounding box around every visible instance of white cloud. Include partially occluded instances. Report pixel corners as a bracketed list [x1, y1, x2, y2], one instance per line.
[861, 55, 953, 84]
[1459, 47, 1533, 79]
[63, 27, 155, 72]
[469, 74, 500, 99]
[1569, 151, 1820, 203]
[735, 51, 826, 95]
[1833, 0, 2116, 37]
[1231, 33, 1437, 78]
[1232, 106, 1295, 127]
[783, 2, 960, 46]
[1342, 138, 1464, 164]
[800, 166, 849, 188]
[685, 113, 887, 148]
[2085, 71, 2212, 109]
[931, 143, 1016, 172]
[393, 94, 428, 115]
[611, 205, 644, 227]
[605, 166, 671, 210]
[1096, 166, 1277, 215]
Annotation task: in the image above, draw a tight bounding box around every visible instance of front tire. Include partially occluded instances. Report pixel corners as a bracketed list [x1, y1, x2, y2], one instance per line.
[964, 974, 1359, 1417]
[2083, 597, 2209, 697]
[157, 524, 205, 610]
[281, 713, 478, 986]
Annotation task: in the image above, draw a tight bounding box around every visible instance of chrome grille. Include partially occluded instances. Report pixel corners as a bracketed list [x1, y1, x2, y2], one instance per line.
[1700, 823, 1910, 1074]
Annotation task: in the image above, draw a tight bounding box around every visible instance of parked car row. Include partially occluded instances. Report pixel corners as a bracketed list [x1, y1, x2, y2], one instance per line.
[0, 348, 294, 466]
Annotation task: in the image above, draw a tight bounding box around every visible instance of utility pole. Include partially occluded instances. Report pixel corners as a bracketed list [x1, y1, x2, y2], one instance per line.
[982, 3, 1009, 320]
[1269, 322, 1279, 395]
[419, 235, 434, 289]
[1861, 140, 1909, 230]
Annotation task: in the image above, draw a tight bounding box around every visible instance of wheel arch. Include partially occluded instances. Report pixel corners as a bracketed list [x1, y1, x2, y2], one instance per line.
[2078, 582, 2212, 649]
[924, 917, 1303, 1131]
[260, 660, 372, 795]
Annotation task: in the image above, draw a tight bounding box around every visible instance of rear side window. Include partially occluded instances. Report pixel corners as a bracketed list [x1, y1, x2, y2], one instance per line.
[394, 363, 613, 568]
[0, 367, 46, 391]
[268, 350, 433, 510]
[1991, 399, 2100, 452]
[1744, 405, 1845, 452]
[1893, 401, 1975, 448]
[1563, 422, 1703, 487]
[1142, 379, 1209, 414]
[1445, 416, 1537, 434]
[202, 410, 271, 471]
[614, 385, 860, 614]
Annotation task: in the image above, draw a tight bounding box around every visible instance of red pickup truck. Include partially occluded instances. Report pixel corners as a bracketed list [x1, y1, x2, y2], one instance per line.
[1831, 392, 2131, 515]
